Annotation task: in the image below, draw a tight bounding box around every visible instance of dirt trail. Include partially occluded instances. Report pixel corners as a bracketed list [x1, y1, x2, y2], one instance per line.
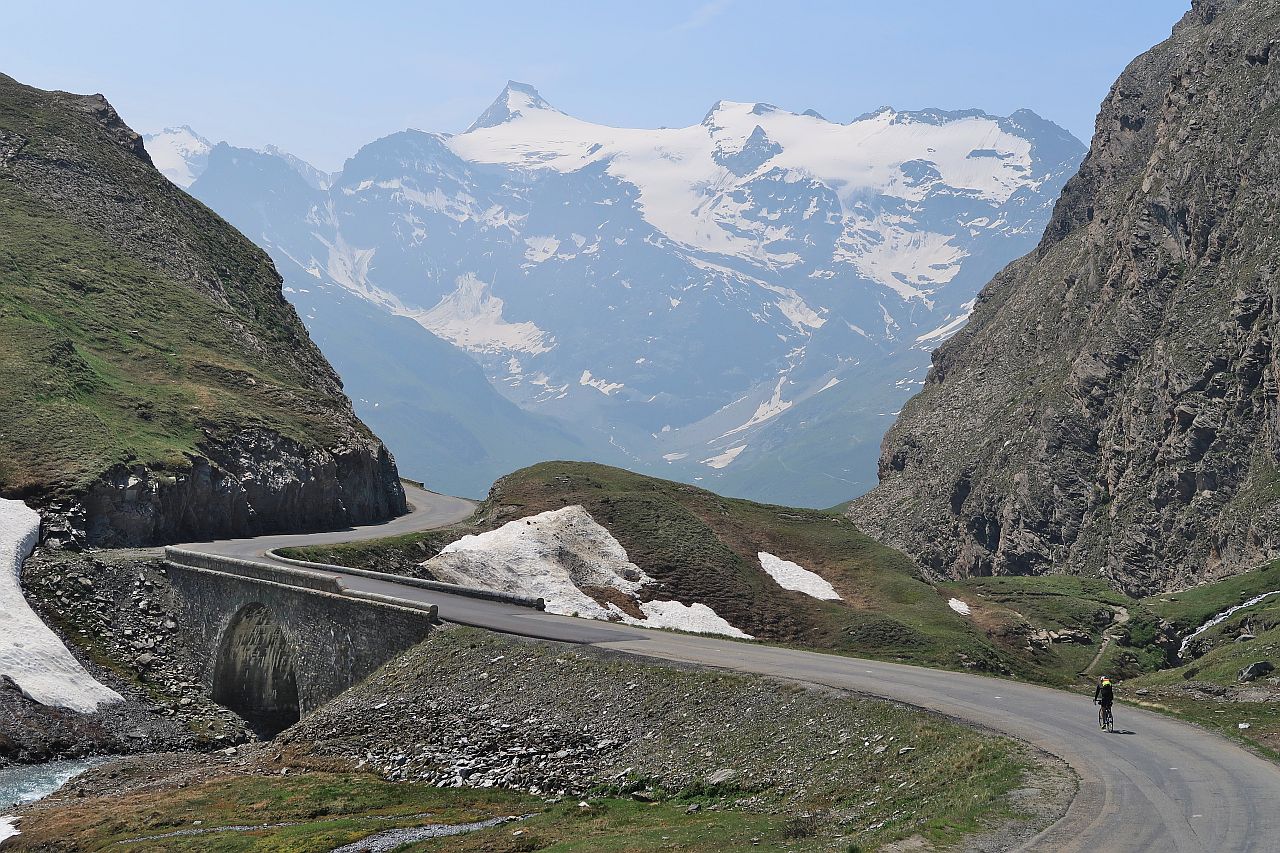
[1083, 606, 1130, 677]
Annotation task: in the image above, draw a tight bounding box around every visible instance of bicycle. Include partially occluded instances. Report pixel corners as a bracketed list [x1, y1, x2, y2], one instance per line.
[1097, 703, 1114, 732]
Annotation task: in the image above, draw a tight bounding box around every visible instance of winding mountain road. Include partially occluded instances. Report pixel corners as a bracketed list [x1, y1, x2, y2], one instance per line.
[185, 486, 1280, 852]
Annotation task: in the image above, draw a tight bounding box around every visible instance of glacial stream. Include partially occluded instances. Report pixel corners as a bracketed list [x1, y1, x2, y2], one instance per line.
[0, 758, 99, 842]
[1178, 590, 1280, 659]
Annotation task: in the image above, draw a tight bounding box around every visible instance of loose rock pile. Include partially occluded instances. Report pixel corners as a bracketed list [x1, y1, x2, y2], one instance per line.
[283, 627, 970, 818]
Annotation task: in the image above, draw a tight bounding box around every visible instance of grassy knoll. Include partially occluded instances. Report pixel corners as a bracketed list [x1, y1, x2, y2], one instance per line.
[1123, 588, 1280, 756]
[13, 627, 1045, 852]
[1143, 559, 1280, 634]
[283, 462, 1140, 685]
[11, 768, 1000, 852]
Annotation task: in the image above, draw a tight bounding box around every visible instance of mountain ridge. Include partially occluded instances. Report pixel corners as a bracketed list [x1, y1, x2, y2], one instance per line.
[154, 86, 1084, 505]
[851, 0, 1280, 594]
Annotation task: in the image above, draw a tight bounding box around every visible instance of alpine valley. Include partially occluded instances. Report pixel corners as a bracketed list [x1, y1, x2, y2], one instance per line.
[148, 87, 1084, 505]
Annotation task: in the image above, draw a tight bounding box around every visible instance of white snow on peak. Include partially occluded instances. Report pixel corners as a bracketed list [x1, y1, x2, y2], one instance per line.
[449, 94, 1037, 291]
[414, 273, 555, 355]
[758, 552, 842, 601]
[0, 499, 122, 713]
[948, 598, 972, 616]
[143, 126, 212, 188]
[466, 81, 563, 133]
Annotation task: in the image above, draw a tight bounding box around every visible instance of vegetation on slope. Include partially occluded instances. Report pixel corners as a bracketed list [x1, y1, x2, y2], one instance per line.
[0, 73, 386, 504]
[12, 629, 1049, 852]
[285, 462, 1144, 684]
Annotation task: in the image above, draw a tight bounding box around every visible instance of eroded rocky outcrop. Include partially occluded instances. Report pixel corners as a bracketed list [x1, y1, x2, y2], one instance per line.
[852, 0, 1280, 594]
[47, 432, 403, 547]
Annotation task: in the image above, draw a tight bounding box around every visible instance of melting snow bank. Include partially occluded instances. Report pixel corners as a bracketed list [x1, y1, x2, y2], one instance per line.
[1178, 590, 1280, 658]
[0, 500, 121, 713]
[758, 552, 842, 601]
[427, 505, 651, 620]
[609, 600, 754, 639]
[424, 506, 751, 638]
[0, 758, 101, 842]
[948, 598, 972, 616]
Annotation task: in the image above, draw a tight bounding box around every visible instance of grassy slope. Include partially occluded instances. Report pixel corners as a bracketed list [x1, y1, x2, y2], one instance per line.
[1144, 560, 1280, 633]
[285, 462, 1138, 684]
[0, 74, 358, 499]
[12, 763, 1019, 853]
[1123, 564, 1280, 755]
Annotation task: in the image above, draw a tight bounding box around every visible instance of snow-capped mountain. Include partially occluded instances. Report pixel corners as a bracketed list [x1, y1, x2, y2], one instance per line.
[183, 83, 1084, 505]
[144, 128, 332, 191]
[142, 125, 211, 187]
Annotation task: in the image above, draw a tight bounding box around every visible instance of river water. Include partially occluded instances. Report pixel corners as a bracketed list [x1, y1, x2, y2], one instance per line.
[0, 759, 99, 842]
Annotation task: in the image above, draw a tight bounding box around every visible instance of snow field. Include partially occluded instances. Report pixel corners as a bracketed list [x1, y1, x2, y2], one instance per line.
[948, 598, 972, 616]
[0, 499, 121, 713]
[758, 552, 842, 601]
[449, 91, 1036, 275]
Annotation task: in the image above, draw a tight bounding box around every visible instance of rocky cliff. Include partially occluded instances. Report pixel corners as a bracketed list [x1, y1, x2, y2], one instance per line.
[851, 0, 1280, 594]
[0, 73, 405, 544]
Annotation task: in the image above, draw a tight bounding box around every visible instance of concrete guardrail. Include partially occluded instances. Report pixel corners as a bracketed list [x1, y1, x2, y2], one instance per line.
[163, 546, 441, 619]
[265, 549, 546, 611]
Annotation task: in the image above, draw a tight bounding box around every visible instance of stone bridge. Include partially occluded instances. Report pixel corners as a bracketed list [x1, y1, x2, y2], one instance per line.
[163, 547, 438, 737]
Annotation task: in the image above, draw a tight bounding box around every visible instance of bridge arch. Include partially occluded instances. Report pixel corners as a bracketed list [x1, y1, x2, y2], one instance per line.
[212, 602, 300, 738]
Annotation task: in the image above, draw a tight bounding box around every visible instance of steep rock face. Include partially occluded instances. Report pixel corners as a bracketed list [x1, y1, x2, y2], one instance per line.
[0, 74, 405, 544]
[71, 431, 402, 547]
[851, 0, 1280, 594]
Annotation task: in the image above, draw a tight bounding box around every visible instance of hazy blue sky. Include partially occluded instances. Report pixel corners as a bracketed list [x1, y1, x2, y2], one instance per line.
[7, 1, 1188, 170]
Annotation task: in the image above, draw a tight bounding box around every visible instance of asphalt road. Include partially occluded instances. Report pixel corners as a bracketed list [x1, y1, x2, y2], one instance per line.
[185, 485, 1280, 852]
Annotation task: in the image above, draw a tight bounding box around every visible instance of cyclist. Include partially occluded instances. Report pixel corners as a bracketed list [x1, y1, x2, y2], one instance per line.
[1094, 675, 1115, 730]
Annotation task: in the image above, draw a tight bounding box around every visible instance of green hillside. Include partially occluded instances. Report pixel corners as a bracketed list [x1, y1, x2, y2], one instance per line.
[287, 461, 1148, 683]
[0, 73, 402, 539]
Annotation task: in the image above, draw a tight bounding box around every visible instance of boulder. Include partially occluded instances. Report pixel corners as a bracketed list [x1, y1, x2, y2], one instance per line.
[1238, 661, 1274, 683]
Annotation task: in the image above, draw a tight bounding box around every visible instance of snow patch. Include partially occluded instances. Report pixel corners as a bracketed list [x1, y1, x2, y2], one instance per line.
[414, 273, 554, 355]
[701, 445, 747, 469]
[523, 236, 561, 263]
[579, 370, 625, 395]
[0, 500, 121, 713]
[758, 552, 841, 600]
[722, 378, 792, 436]
[915, 299, 976, 348]
[610, 600, 754, 639]
[423, 506, 752, 639]
[425, 506, 652, 619]
[948, 598, 972, 616]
